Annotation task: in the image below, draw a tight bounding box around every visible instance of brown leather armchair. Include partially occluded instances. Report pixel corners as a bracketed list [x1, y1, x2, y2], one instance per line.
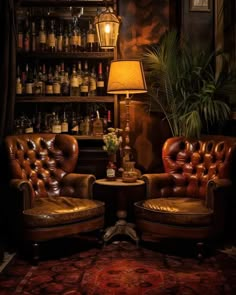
[4, 133, 105, 263]
[134, 135, 236, 258]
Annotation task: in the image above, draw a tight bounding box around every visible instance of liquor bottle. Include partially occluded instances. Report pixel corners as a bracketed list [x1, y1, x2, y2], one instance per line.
[63, 21, 69, 53]
[86, 21, 95, 52]
[89, 66, 97, 96]
[70, 17, 79, 52]
[106, 159, 117, 181]
[77, 61, 83, 90]
[96, 62, 105, 96]
[23, 17, 31, 52]
[48, 20, 56, 53]
[16, 65, 22, 95]
[70, 65, 80, 96]
[69, 112, 79, 135]
[17, 20, 23, 51]
[80, 61, 89, 96]
[107, 110, 113, 129]
[25, 64, 34, 95]
[31, 21, 36, 52]
[61, 71, 70, 96]
[24, 117, 34, 134]
[45, 67, 54, 96]
[41, 63, 47, 95]
[57, 22, 63, 52]
[39, 18, 47, 52]
[81, 29, 86, 52]
[92, 110, 103, 136]
[53, 66, 61, 95]
[51, 112, 62, 134]
[34, 111, 42, 133]
[61, 111, 69, 134]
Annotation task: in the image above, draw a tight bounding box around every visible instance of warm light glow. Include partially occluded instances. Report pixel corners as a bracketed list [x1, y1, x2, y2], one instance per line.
[107, 60, 147, 164]
[105, 23, 111, 33]
[95, 6, 120, 49]
[107, 60, 147, 95]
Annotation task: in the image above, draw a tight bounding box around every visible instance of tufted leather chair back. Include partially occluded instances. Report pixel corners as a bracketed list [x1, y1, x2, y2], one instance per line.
[5, 133, 79, 200]
[161, 136, 236, 200]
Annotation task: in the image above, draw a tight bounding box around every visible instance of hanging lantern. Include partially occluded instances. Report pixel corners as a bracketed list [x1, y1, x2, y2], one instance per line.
[95, 6, 120, 49]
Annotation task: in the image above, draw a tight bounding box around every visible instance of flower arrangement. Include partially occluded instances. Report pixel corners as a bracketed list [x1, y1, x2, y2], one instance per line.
[103, 127, 123, 155]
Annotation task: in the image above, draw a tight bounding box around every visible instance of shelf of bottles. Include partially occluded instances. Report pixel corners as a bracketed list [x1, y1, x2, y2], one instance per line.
[15, 1, 118, 138]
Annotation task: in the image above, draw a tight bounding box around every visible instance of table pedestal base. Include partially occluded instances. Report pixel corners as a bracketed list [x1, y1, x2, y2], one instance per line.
[104, 219, 139, 246]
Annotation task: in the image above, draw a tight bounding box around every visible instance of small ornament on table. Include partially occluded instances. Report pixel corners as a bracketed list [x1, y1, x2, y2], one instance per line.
[103, 127, 122, 180]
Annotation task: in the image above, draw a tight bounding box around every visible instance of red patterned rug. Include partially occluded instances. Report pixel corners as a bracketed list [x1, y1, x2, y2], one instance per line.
[0, 240, 236, 294]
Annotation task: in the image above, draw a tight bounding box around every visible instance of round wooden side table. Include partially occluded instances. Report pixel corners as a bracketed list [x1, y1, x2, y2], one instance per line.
[95, 178, 145, 245]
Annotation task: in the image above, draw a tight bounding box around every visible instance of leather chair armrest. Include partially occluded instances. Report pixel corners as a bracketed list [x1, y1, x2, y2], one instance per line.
[207, 178, 233, 235]
[141, 173, 174, 199]
[60, 173, 96, 199]
[9, 179, 33, 210]
[206, 178, 232, 209]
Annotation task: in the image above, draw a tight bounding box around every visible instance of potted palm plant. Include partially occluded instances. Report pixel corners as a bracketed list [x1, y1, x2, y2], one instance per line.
[142, 30, 236, 138]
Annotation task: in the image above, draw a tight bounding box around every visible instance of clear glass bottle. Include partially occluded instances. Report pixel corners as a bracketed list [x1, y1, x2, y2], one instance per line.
[80, 61, 89, 96]
[53, 66, 61, 95]
[57, 22, 63, 52]
[63, 21, 69, 53]
[61, 111, 69, 134]
[86, 21, 95, 52]
[25, 64, 34, 95]
[48, 19, 56, 53]
[70, 64, 80, 96]
[51, 112, 62, 134]
[39, 18, 47, 52]
[89, 66, 97, 96]
[61, 71, 70, 96]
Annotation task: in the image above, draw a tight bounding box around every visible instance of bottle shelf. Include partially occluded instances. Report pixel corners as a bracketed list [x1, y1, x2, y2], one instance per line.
[17, 51, 114, 59]
[16, 95, 114, 103]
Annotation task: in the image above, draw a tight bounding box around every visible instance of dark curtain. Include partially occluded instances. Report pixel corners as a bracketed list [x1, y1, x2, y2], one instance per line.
[0, 0, 17, 252]
[0, 0, 16, 141]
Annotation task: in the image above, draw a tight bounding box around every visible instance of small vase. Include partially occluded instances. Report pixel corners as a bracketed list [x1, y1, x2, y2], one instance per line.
[106, 153, 117, 181]
[122, 161, 138, 183]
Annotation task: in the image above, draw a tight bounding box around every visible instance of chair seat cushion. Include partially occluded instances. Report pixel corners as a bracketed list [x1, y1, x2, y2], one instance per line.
[23, 196, 105, 228]
[135, 198, 213, 226]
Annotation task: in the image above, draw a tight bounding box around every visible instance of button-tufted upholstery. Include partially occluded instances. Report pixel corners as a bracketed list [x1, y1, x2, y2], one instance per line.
[4, 134, 105, 263]
[134, 136, 236, 256]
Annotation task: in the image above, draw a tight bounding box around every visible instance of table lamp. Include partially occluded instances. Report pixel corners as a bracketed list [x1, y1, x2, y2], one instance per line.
[107, 59, 147, 163]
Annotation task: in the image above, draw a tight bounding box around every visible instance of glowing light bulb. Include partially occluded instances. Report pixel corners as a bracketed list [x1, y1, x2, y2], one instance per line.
[105, 23, 111, 33]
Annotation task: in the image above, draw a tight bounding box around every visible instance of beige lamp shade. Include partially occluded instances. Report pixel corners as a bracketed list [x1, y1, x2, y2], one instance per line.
[107, 60, 147, 96]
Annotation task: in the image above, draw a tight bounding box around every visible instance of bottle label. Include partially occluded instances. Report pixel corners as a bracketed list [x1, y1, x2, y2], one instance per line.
[16, 83, 22, 95]
[39, 32, 46, 43]
[52, 125, 61, 133]
[45, 85, 53, 94]
[71, 77, 78, 87]
[106, 168, 115, 178]
[70, 35, 78, 46]
[97, 81, 104, 87]
[53, 83, 61, 94]
[48, 33, 56, 47]
[80, 85, 88, 92]
[61, 122, 68, 133]
[25, 127, 33, 134]
[93, 119, 103, 136]
[26, 83, 33, 94]
[87, 33, 94, 43]
[57, 36, 63, 51]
